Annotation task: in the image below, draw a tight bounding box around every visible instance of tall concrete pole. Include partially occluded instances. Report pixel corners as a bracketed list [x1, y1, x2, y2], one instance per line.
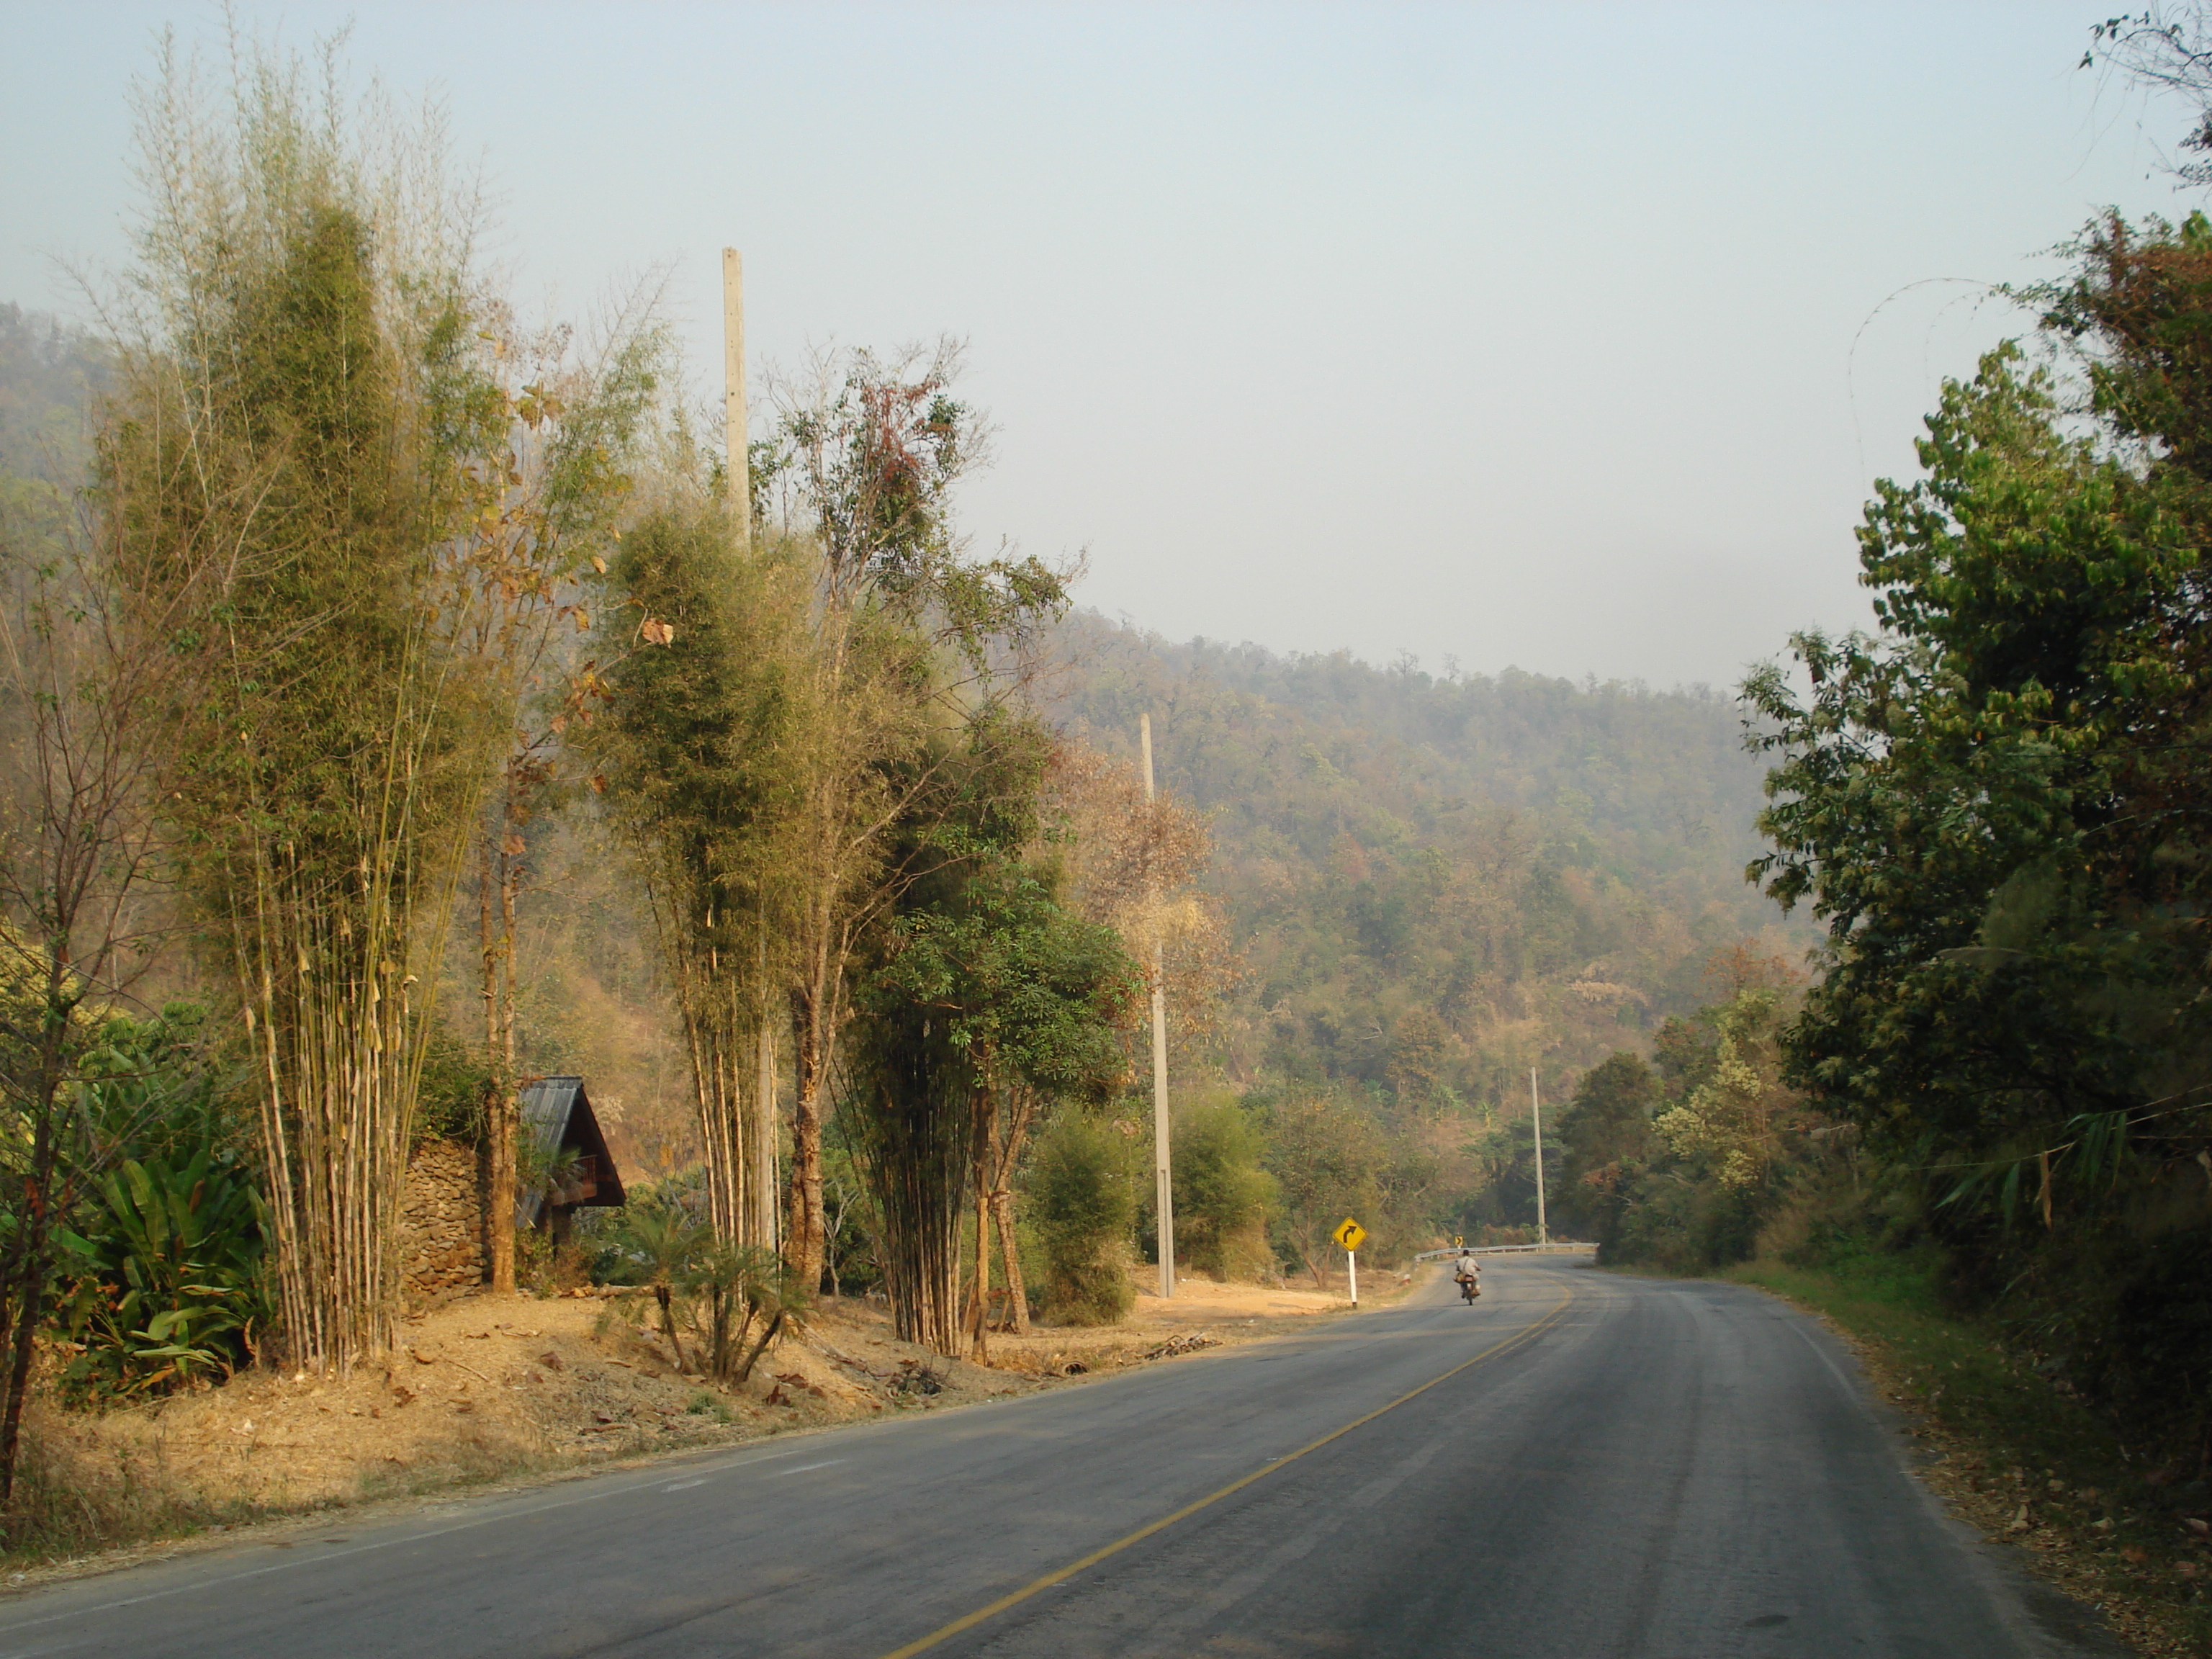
[721, 247, 751, 546]
[1143, 714, 1174, 1299]
[726, 248, 773, 1251]
[1530, 1066, 1547, 1245]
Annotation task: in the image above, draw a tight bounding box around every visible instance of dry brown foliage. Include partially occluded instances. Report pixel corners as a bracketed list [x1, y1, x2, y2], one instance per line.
[1040, 742, 1240, 1050]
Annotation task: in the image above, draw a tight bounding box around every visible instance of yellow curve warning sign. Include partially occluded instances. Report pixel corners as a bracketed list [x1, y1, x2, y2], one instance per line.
[1331, 1217, 1367, 1251]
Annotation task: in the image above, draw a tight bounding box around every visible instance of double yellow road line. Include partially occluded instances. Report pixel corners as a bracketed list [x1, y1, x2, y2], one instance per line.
[879, 1282, 1577, 1659]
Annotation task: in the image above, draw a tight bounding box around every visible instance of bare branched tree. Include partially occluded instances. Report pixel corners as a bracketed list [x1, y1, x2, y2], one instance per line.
[0, 515, 172, 1509]
[2087, 5, 2212, 184]
[451, 292, 673, 1290]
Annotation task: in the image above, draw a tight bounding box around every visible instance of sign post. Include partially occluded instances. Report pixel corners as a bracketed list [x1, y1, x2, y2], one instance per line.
[1331, 1216, 1368, 1305]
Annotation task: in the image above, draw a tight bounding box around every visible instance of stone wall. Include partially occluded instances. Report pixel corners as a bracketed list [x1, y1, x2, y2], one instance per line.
[398, 1138, 485, 1310]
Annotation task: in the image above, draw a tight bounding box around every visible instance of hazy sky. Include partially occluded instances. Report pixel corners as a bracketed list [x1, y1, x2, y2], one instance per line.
[1, 2, 2197, 688]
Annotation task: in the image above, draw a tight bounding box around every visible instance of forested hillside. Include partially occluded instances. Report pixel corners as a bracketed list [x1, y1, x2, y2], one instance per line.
[0, 303, 104, 536]
[1043, 612, 1792, 1111]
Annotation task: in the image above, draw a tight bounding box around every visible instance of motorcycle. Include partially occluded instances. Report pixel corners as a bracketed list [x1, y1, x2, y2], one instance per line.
[1457, 1274, 1480, 1303]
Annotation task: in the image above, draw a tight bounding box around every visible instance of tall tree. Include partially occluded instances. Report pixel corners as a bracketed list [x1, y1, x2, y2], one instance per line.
[756, 343, 1068, 1287]
[1554, 1051, 1658, 1245]
[593, 488, 800, 1252]
[100, 37, 518, 1368]
[1745, 344, 2199, 1167]
[1743, 328, 2212, 1427]
[454, 300, 670, 1290]
[855, 774, 1141, 1356]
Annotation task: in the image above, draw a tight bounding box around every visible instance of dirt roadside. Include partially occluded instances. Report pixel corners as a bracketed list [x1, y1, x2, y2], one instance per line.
[7, 1267, 1416, 1588]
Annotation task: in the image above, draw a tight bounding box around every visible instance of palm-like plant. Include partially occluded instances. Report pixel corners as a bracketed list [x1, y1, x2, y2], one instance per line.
[609, 1194, 708, 1369]
[690, 1244, 811, 1382]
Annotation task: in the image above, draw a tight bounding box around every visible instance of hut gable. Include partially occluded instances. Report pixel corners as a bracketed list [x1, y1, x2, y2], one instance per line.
[516, 1076, 626, 1225]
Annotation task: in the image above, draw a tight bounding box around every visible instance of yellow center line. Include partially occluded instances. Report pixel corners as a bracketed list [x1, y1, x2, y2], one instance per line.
[876, 1281, 1577, 1659]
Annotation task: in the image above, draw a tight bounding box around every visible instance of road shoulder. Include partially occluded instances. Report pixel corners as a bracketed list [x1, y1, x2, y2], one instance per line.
[1601, 1260, 2175, 1657]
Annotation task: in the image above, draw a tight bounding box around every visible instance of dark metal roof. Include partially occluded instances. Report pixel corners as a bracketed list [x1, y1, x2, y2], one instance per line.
[516, 1075, 627, 1223]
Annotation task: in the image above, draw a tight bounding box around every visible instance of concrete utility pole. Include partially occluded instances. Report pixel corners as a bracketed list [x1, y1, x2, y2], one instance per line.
[1143, 714, 1174, 1299]
[1530, 1067, 1548, 1246]
[721, 247, 751, 546]
[725, 247, 775, 1251]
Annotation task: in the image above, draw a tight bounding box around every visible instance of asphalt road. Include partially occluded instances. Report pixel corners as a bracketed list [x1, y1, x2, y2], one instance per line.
[0, 1256, 2118, 1658]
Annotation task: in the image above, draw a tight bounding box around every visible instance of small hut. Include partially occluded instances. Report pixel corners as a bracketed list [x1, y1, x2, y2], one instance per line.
[516, 1076, 626, 1238]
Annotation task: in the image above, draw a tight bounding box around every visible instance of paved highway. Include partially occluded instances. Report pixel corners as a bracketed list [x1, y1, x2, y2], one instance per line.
[0, 1256, 2116, 1658]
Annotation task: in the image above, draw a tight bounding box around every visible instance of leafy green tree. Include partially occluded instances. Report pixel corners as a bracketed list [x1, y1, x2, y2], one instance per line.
[847, 719, 1141, 1356]
[99, 40, 532, 1371]
[1259, 1095, 1386, 1285]
[1745, 343, 2199, 1181]
[934, 858, 1139, 1346]
[1554, 1051, 1658, 1246]
[594, 494, 801, 1256]
[757, 345, 1071, 1291]
[1743, 308, 2212, 1434]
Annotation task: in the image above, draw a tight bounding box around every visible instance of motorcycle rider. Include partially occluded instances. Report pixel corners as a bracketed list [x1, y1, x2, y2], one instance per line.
[1453, 1249, 1481, 1301]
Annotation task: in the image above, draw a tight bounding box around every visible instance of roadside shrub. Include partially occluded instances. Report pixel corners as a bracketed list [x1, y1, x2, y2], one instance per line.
[1172, 1095, 1277, 1280]
[1030, 1110, 1136, 1325]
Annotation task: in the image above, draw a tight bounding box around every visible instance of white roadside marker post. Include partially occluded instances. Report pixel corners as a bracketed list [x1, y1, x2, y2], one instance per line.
[1331, 1217, 1367, 1307]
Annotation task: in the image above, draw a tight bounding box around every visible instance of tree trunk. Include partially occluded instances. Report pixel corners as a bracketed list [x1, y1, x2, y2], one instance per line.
[654, 1282, 686, 1371]
[750, 978, 778, 1252]
[734, 1308, 785, 1384]
[0, 1111, 41, 1497]
[968, 1182, 992, 1361]
[966, 1084, 998, 1360]
[0, 1102, 56, 1510]
[984, 1089, 1037, 1335]
[483, 835, 517, 1293]
[989, 1189, 1026, 1334]
[786, 961, 832, 1290]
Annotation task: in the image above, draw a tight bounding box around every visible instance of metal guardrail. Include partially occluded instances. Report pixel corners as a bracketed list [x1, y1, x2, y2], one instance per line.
[1412, 1243, 1595, 1260]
